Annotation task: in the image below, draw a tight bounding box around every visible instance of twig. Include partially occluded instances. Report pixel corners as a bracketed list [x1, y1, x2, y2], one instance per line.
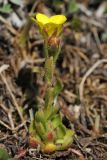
[0, 64, 9, 74]
[8, 111, 15, 131]
[80, 16, 104, 29]
[0, 104, 15, 132]
[0, 16, 17, 35]
[79, 59, 107, 102]
[30, 0, 41, 14]
[15, 120, 29, 131]
[94, 113, 100, 134]
[95, 1, 107, 18]
[0, 65, 28, 131]
[0, 120, 12, 131]
[59, 98, 92, 135]
[66, 45, 89, 64]
[78, 4, 92, 16]
[70, 148, 85, 160]
[64, 90, 77, 98]
[0, 73, 27, 131]
[91, 28, 103, 56]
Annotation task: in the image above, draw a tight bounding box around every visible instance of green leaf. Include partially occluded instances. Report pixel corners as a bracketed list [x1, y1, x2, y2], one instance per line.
[29, 120, 36, 135]
[56, 139, 64, 144]
[45, 80, 62, 108]
[10, 0, 22, 5]
[53, 80, 62, 98]
[45, 56, 54, 85]
[60, 130, 74, 150]
[45, 87, 54, 108]
[44, 105, 54, 120]
[68, 0, 79, 14]
[35, 122, 46, 140]
[0, 4, 12, 14]
[35, 110, 46, 128]
[56, 124, 66, 139]
[0, 148, 10, 160]
[52, 114, 62, 129]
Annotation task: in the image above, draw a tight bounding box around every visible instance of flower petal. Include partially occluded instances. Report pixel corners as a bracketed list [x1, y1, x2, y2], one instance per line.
[36, 13, 49, 25]
[49, 15, 67, 25]
[43, 23, 57, 36]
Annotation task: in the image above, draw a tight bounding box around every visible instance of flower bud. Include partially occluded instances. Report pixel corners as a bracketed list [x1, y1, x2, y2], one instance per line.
[43, 143, 56, 153]
[48, 37, 60, 47]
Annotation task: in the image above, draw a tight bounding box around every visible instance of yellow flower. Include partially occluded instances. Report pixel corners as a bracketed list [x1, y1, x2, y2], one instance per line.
[32, 13, 67, 37]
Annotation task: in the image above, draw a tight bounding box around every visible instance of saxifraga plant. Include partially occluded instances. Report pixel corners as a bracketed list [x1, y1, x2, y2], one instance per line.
[29, 13, 74, 153]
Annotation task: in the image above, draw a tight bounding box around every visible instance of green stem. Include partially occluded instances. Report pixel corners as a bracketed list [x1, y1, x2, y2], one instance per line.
[45, 56, 54, 86]
[44, 42, 60, 109]
[53, 46, 61, 63]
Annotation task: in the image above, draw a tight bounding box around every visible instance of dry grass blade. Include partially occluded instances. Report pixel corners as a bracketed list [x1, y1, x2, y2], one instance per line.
[91, 28, 103, 55]
[0, 16, 17, 35]
[79, 59, 107, 102]
[0, 120, 12, 131]
[0, 104, 15, 132]
[0, 64, 9, 74]
[0, 64, 28, 131]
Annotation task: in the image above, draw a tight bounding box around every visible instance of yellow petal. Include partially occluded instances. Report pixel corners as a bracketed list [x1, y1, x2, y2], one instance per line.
[43, 23, 57, 36]
[49, 15, 67, 25]
[36, 13, 49, 25]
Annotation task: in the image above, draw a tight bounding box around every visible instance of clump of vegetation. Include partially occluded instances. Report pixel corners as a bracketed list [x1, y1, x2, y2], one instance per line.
[29, 13, 74, 153]
[0, 148, 10, 160]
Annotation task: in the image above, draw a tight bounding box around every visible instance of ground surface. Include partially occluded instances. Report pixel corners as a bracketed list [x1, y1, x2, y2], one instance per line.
[0, 0, 107, 159]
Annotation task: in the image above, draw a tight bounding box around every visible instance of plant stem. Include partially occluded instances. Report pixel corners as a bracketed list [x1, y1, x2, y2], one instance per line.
[54, 46, 61, 63]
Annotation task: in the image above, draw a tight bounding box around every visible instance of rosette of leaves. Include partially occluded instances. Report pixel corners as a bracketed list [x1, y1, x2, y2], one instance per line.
[29, 107, 74, 153]
[29, 81, 74, 153]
